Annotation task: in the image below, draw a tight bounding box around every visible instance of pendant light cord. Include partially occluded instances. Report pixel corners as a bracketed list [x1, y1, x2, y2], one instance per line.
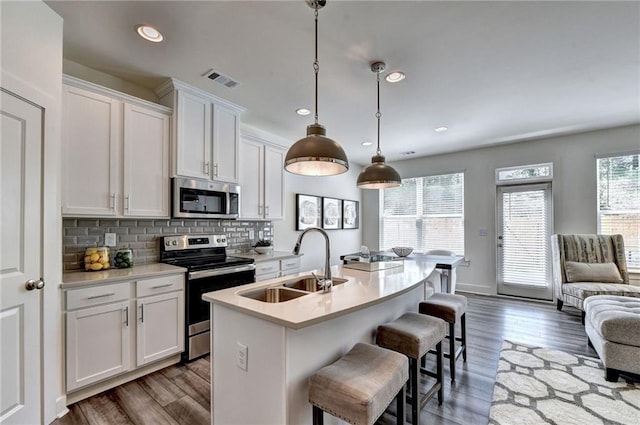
[314, 7, 319, 125]
[376, 70, 382, 155]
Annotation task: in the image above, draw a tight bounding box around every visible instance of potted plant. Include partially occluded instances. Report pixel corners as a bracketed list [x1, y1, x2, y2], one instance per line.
[253, 239, 273, 255]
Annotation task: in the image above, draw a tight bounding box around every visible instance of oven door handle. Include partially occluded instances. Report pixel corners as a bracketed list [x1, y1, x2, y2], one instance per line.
[188, 264, 256, 280]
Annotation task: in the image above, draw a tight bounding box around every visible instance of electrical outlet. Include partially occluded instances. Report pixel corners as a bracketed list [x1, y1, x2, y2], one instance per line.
[105, 233, 117, 246]
[236, 342, 248, 371]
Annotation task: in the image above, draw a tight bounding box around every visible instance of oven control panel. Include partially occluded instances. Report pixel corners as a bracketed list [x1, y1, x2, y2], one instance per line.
[162, 234, 228, 251]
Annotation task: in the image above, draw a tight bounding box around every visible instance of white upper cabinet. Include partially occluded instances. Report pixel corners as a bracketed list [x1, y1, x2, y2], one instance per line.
[123, 103, 170, 217]
[62, 76, 172, 218]
[62, 85, 120, 216]
[156, 78, 244, 183]
[239, 134, 285, 220]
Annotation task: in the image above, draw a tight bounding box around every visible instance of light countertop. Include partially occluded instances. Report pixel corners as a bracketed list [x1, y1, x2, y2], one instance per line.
[61, 263, 187, 289]
[203, 260, 436, 329]
[234, 250, 300, 262]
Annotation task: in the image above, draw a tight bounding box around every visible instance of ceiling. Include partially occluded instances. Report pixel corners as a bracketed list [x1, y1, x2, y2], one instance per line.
[45, 0, 640, 166]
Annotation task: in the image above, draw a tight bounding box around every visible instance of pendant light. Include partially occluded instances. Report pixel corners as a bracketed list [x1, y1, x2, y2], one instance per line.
[284, 0, 349, 176]
[357, 61, 402, 189]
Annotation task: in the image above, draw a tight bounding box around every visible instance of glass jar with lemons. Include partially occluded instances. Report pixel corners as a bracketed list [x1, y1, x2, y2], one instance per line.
[84, 246, 110, 271]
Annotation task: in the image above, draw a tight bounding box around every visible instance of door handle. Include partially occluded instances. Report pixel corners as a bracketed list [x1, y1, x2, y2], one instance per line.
[25, 278, 45, 291]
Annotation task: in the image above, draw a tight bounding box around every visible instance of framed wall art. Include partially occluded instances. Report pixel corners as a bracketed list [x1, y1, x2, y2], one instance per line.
[322, 197, 342, 230]
[296, 194, 321, 230]
[342, 199, 359, 229]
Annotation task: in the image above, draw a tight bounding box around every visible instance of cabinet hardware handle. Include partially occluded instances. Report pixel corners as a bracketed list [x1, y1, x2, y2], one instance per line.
[124, 306, 129, 327]
[151, 283, 173, 289]
[110, 193, 116, 210]
[87, 293, 115, 300]
[204, 162, 210, 175]
[265, 205, 270, 217]
[125, 195, 130, 211]
[213, 163, 218, 178]
[140, 304, 144, 323]
[258, 205, 263, 215]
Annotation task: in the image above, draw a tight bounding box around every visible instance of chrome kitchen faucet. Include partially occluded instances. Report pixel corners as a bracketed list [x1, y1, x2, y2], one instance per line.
[292, 227, 333, 293]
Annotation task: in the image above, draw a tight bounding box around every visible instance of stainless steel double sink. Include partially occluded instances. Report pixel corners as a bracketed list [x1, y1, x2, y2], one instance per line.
[239, 275, 348, 303]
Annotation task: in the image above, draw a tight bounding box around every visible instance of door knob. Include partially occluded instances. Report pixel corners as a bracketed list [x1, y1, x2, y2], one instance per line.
[25, 279, 45, 291]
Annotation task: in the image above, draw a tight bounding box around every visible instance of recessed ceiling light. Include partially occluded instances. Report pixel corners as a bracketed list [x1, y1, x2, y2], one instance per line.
[296, 108, 311, 116]
[434, 126, 448, 132]
[401, 151, 416, 156]
[361, 141, 373, 147]
[385, 71, 405, 83]
[136, 25, 164, 43]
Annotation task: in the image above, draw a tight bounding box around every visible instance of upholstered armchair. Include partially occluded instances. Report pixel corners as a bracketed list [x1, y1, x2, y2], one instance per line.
[551, 234, 640, 318]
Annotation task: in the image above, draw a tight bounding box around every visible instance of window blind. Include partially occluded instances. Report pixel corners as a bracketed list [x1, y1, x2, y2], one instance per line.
[597, 154, 640, 269]
[501, 189, 548, 286]
[381, 173, 464, 254]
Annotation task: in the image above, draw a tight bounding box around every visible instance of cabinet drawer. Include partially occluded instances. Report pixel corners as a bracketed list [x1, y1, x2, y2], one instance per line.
[66, 282, 130, 310]
[255, 260, 279, 276]
[280, 257, 300, 271]
[256, 272, 279, 281]
[137, 274, 184, 297]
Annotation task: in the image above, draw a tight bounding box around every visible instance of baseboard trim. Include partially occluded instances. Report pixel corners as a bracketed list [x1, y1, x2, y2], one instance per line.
[56, 396, 69, 419]
[455, 282, 493, 296]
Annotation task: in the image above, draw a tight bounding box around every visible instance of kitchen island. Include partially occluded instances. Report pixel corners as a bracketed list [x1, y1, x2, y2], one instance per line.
[203, 260, 436, 425]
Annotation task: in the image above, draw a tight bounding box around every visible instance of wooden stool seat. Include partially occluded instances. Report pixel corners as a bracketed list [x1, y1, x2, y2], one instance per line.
[419, 293, 468, 383]
[376, 312, 446, 424]
[309, 342, 408, 425]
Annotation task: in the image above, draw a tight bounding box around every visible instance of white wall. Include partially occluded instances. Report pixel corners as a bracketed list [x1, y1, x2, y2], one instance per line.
[242, 125, 365, 273]
[362, 124, 640, 295]
[1, 0, 64, 421]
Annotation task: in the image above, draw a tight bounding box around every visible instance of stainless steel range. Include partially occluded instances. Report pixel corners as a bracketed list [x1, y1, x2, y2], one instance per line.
[160, 234, 255, 362]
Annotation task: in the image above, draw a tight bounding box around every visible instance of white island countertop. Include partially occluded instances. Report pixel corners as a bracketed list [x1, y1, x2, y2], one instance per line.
[203, 260, 436, 329]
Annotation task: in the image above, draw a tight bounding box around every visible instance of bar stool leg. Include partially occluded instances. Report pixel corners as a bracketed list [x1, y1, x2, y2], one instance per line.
[449, 322, 456, 383]
[396, 385, 406, 425]
[410, 357, 419, 425]
[461, 313, 467, 362]
[312, 405, 324, 425]
[436, 341, 443, 405]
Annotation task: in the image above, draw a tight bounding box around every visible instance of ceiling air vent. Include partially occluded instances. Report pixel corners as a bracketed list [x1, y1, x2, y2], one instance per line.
[204, 69, 239, 89]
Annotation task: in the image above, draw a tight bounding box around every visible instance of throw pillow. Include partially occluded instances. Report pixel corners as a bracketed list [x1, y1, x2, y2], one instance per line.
[564, 261, 623, 283]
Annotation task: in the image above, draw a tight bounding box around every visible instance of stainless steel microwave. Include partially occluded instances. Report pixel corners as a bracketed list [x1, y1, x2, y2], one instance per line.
[172, 177, 240, 219]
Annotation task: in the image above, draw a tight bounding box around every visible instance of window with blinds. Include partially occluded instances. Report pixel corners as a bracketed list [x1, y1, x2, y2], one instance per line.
[380, 172, 464, 254]
[597, 153, 640, 269]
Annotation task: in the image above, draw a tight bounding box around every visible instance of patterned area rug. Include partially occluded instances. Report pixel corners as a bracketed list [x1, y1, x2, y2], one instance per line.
[489, 341, 640, 425]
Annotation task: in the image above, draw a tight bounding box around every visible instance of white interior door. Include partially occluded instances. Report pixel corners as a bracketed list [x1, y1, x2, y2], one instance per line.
[497, 183, 553, 300]
[1, 89, 43, 424]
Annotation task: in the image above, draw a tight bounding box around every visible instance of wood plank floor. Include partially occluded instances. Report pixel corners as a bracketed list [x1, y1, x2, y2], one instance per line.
[54, 294, 591, 425]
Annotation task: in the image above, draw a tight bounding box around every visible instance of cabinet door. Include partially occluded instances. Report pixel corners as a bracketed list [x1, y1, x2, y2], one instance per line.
[239, 138, 264, 219]
[136, 291, 184, 366]
[264, 145, 285, 220]
[123, 103, 170, 217]
[62, 85, 120, 216]
[66, 301, 130, 391]
[212, 103, 240, 182]
[176, 90, 211, 179]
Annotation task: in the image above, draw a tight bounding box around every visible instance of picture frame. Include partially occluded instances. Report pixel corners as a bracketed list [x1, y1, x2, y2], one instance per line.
[322, 197, 342, 230]
[342, 199, 359, 229]
[296, 194, 321, 231]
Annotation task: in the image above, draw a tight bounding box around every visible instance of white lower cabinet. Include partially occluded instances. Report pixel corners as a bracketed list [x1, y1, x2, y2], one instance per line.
[255, 256, 301, 281]
[136, 291, 184, 366]
[65, 273, 184, 393]
[66, 300, 130, 392]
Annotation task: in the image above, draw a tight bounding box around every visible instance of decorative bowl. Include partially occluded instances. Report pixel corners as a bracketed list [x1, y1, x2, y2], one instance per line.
[392, 246, 413, 257]
[254, 246, 273, 255]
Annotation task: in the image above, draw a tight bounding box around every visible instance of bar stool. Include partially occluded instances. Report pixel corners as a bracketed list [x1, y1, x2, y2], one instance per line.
[419, 293, 467, 383]
[376, 312, 446, 425]
[308, 342, 408, 425]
